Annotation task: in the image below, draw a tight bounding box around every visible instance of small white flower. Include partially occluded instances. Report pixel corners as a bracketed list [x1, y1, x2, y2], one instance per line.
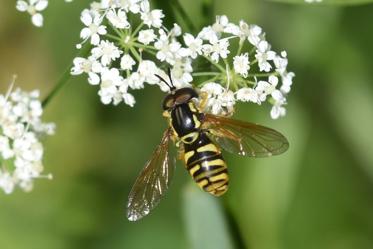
[201, 83, 234, 116]
[212, 15, 229, 33]
[255, 75, 278, 102]
[0, 171, 15, 194]
[198, 26, 219, 44]
[169, 58, 193, 88]
[233, 53, 250, 78]
[154, 30, 182, 65]
[16, 0, 48, 27]
[270, 90, 286, 119]
[201, 82, 225, 96]
[0, 136, 14, 159]
[92, 40, 122, 66]
[123, 93, 136, 107]
[137, 60, 159, 84]
[236, 88, 259, 103]
[203, 38, 230, 63]
[183, 34, 203, 59]
[255, 40, 276, 72]
[107, 9, 130, 29]
[118, 0, 142, 13]
[80, 9, 107, 45]
[274, 51, 288, 74]
[120, 54, 136, 70]
[140, 1, 164, 28]
[99, 68, 124, 105]
[0, 84, 54, 194]
[170, 24, 182, 37]
[247, 25, 263, 46]
[138, 29, 156, 45]
[126, 72, 145, 90]
[71, 57, 102, 85]
[280, 72, 295, 94]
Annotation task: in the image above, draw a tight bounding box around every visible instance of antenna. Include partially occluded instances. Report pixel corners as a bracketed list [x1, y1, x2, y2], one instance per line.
[167, 68, 175, 89]
[155, 68, 176, 91]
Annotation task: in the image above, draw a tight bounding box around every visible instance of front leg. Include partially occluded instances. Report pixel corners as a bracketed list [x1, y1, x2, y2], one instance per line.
[197, 91, 209, 112]
[177, 144, 185, 161]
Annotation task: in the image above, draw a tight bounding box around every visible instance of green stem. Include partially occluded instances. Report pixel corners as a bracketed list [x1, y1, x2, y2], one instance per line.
[113, 27, 125, 38]
[42, 44, 91, 108]
[236, 40, 244, 56]
[197, 76, 220, 87]
[133, 42, 157, 50]
[250, 72, 279, 77]
[203, 55, 226, 73]
[170, 0, 197, 33]
[130, 47, 142, 62]
[192, 72, 220, 77]
[132, 23, 144, 38]
[105, 34, 122, 42]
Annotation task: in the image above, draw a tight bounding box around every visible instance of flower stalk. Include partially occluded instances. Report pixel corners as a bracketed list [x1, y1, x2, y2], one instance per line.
[42, 43, 91, 108]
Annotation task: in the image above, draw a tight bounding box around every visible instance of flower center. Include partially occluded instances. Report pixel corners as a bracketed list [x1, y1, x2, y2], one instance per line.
[27, 6, 36, 15]
[89, 24, 99, 34]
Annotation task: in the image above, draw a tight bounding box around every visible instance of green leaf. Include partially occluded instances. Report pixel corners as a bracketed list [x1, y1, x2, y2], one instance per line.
[268, 0, 373, 5]
[182, 183, 235, 249]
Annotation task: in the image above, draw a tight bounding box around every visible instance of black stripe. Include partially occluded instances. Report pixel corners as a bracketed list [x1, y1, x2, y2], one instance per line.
[203, 180, 228, 191]
[186, 153, 222, 168]
[191, 164, 225, 178]
[195, 168, 228, 184]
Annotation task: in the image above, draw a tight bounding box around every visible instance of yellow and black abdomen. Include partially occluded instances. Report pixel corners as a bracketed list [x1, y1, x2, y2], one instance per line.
[183, 132, 229, 196]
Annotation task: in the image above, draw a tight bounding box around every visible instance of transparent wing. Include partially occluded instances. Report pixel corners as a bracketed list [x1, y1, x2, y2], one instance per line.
[203, 114, 289, 157]
[127, 128, 175, 221]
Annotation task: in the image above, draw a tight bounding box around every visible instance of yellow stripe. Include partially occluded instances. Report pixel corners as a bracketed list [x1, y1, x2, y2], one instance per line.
[209, 173, 229, 183]
[213, 185, 228, 196]
[188, 102, 197, 112]
[197, 179, 209, 189]
[197, 143, 218, 153]
[181, 132, 199, 144]
[184, 150, 195, 164]
[193, 114, 201, 128]
[205, 181, 228, 193]
[201, 159, 226, 168]
[189, 164, 200, 176]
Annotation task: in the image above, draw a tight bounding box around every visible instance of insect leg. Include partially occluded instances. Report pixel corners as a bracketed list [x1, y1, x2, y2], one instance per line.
[197, 91, 209, 111]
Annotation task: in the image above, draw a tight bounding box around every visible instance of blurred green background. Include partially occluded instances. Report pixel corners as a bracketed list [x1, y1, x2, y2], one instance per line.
[1, 1, 373, 249]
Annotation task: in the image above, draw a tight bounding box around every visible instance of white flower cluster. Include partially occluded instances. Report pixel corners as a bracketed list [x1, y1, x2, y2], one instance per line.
[194, 16, 295, 119]
[305, 0, 322, 3]
[16, 0, 73, 27]
[72, 3, 294, 119]
[0, 83, 55, 194]
[71, 0, 193, 106]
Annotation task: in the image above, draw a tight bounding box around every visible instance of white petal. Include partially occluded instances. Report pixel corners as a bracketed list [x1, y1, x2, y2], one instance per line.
[16, 1, 28, 12]
[90, 34, 100, 45]
[80, 28, 91, 39]
[31, 13, 43, 27]
[35, 0, 48, 11]
[81, 11, 92, 26]
[88, 72, 100, 85]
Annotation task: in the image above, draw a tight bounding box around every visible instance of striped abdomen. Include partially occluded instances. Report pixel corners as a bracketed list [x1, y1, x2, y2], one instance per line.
[183, 132, 229, 196]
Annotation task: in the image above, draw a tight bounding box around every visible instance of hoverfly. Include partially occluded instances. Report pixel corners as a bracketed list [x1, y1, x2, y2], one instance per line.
[127, 70, 289, 221]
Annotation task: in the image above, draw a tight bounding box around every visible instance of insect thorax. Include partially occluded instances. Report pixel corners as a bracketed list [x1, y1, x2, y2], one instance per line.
[168, 101, 202, 144]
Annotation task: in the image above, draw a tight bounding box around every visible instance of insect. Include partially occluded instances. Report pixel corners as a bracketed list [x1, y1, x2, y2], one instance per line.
[127, 71, 289, 221]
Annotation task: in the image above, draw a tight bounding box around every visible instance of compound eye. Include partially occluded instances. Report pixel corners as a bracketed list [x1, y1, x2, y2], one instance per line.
[175, 94, 192, 104]
[174, 88, 199, 104]
[162, 96, 175, 110]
